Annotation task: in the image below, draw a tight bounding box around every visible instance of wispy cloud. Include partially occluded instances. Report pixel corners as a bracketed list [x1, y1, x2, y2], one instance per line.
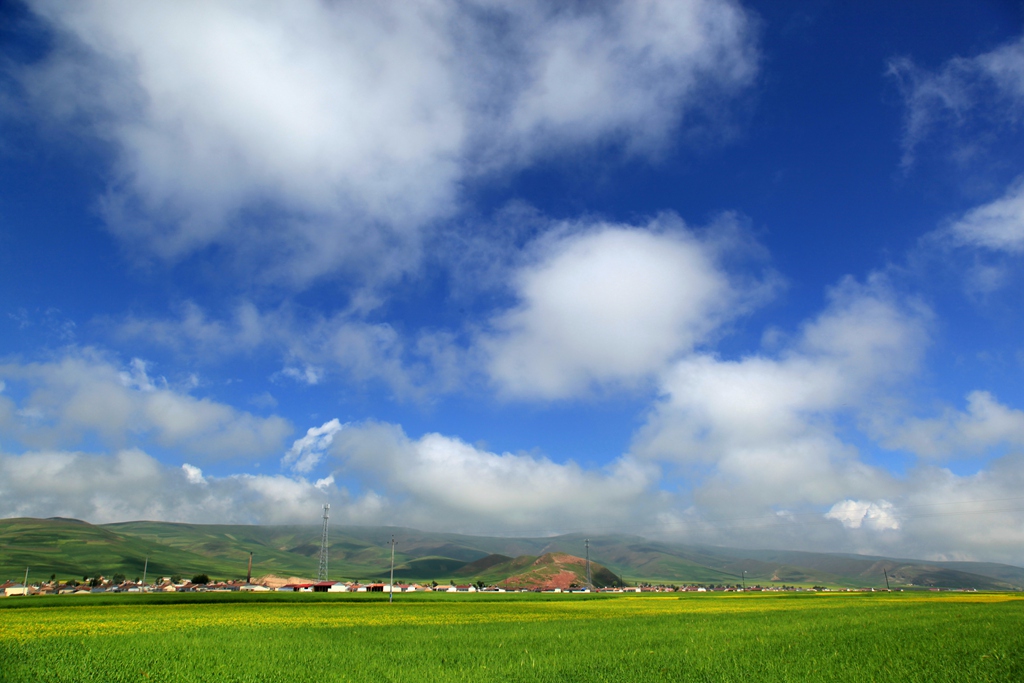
[875, 390, 1024, 459]
[0, 350, 292, 460]
[21, 0, 758, 287]
[282, 419, 344, 474]
[945, 176, 1024, 254]
[888, 34, 1024, 169]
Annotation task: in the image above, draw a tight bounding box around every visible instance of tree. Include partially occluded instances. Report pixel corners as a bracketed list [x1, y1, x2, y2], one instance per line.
[191, 574, 210, 585]
[171, 574, 182, 584]
[112, 573, 126, 585]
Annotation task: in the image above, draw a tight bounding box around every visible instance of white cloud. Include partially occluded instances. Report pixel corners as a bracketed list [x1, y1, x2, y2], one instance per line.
[330, 421, 659, 533]
[888, 457, 1024, 563]
[116, 301, 267, 355]
[3, 443, 1022, 563]
[635, 274, 928, 466]
[888, 34, 1024, 169]
[181, 463, 206, 485]
[118, 357, 158, 392]
[282, 419, 344, 474]
[629, 274, 928, 532]
[117, 301, 466, 400]
[281, 365, 323, 386]
[894, 33, 1024, 292]
[483, 216, 775, 399]
[21, 0, 757, 286]
[974, 35, 1024, 105]
[825, 499, 900, 531]
[0, 351, 292, 460]
[877, 390, 1024, 459]
[946, 177, 1024, 253]
[0, 447, 384, 525]
[0, 420, 660, 534]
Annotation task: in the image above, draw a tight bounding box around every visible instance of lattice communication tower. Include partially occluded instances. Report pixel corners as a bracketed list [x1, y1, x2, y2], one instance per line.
[317, 503, 330, 582]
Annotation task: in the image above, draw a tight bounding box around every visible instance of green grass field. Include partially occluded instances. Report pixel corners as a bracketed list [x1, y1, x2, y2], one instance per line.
[1, 592, 1021, 682]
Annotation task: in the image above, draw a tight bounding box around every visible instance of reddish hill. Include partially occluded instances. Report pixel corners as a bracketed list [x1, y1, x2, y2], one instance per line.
[501, 552, 620, 590]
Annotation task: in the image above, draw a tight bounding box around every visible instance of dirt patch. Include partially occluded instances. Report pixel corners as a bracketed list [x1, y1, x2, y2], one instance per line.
[546, 569, 581, 590]
[255, 574, 315, 588]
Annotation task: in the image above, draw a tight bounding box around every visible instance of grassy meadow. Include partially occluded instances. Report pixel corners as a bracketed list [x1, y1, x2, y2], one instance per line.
[1, 592, 1022, 682]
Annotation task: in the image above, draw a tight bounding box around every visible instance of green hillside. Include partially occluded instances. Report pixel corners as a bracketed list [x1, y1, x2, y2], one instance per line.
[2, 517, 1022, 590]
[453, 553, 514, 577]
[104, 521, 398, 579]
[0, 518, 240, 582]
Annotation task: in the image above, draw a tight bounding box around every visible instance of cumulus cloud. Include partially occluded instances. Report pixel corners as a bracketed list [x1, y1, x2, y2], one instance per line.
[884, 457, 1024, 563]
[482, 215, 775, 399]
[825, 499, 900, 531]
[329, 420, 659, 533]
[0, 417, 662, 535]
[877, 390, 1024, 459]
[20, 0, 758, 286]
[282, 419, 344, 474]
[181, 463, 206, 485]
[634, 274, 928, 471]
[0, 447, 382, 525]
[611, 270, 1024, 564]
[625, 274, 930, 543]
[0, 351, 292, 460]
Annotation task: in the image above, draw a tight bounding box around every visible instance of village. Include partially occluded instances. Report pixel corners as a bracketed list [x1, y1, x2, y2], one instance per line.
[3, 574, 903, 597]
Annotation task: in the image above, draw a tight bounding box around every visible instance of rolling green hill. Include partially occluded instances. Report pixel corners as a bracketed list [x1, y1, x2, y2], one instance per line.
[0, 518, 239, 581]
[2, 517, 1022, 590]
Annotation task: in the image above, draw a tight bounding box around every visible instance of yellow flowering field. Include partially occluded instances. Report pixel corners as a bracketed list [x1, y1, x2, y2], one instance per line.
[1, 592, 1022, 681]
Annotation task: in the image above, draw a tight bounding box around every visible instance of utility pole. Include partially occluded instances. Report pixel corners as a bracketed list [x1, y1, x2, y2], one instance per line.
[247, 552, 253, 584]
[389, 535, 396, 604]
[742, 570, 746, 590]
[884, 568, 891, 591]
[24, 567, 29, 594]
[585, 539, 592, 589]
[142, 557, 148, 591]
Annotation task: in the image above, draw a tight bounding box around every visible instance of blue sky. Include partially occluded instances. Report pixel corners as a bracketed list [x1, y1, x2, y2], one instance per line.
[3, 0, 1024, 564]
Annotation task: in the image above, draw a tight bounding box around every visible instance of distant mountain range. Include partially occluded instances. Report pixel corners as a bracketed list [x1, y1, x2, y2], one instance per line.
[2, 517, 1022, 591]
